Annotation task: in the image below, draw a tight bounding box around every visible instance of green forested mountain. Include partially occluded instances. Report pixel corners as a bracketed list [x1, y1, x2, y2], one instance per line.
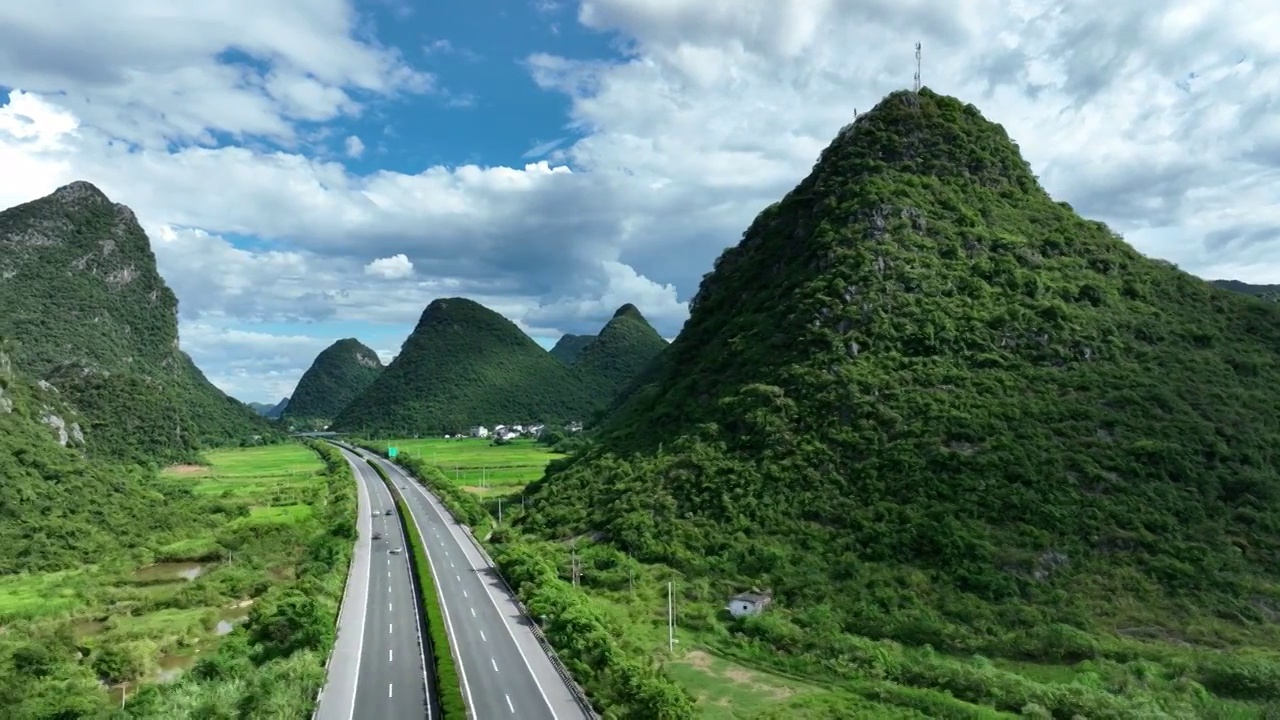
[549, 333, 595, 364]
[521, 89, 1280, 652]
[0, 182, 273, 464]
[0, 341, 219, 573]
[282, 338, 382, 426]
[331, 298, 598, 435]
[575, 304, 669, 400]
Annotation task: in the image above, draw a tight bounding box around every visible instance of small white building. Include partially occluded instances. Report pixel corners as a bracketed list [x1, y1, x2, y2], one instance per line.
[726, 590, 773, 618]
[470, 425, 490, 438]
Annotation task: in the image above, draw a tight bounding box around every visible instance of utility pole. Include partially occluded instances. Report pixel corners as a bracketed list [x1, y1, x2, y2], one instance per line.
[914, 42, 922, 92]
[497, 497, 503, 525]
[571, 542, 580, 587]
[667, 580, 675, 653]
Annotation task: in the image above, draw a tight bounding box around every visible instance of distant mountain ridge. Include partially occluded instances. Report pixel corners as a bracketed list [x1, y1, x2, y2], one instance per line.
[246, 397, 290, 419]
[0, 181, 274, 463]
[549, 333, 595, 364]
[1209, 279, 1280, 301]
[332, 298, 604, 435]
[283, 338, 382, 427]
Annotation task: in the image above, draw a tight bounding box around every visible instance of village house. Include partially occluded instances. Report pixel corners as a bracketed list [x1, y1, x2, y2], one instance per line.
[470, 425, 490, 438]
[725, 590, 773, 618]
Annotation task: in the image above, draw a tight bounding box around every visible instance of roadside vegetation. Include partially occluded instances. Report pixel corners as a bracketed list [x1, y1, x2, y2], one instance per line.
[0, 441, 355, 718]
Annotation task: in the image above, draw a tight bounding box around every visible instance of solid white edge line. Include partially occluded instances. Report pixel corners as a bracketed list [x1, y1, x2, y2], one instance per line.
[385, 457, 560, 720]
[338, 452, 374, 720]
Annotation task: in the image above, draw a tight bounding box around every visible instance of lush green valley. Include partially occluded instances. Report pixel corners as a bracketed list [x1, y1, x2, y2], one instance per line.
[0, 441, 354, 718]
[498, 88, 1280, 718]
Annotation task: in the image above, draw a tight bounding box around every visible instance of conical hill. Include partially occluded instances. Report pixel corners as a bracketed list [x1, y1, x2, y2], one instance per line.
[521, 88, 1280, 627]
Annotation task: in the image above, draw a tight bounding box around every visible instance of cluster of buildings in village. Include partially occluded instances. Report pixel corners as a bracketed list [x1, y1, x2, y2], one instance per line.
[441, 420, 584, 441]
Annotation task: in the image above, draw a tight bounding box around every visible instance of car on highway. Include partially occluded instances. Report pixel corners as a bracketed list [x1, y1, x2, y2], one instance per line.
[384, 509, 393, 516]
[372, 531, 382, 540]
[389, 547, 402, 554]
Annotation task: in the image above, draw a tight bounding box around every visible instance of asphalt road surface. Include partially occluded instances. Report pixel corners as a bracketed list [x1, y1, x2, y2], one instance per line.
[357, 448, 593, 720]
[314, 447, 434, 720]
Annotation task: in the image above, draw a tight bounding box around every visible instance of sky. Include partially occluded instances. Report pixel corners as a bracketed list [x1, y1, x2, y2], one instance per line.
[0, 1, 1277, 403]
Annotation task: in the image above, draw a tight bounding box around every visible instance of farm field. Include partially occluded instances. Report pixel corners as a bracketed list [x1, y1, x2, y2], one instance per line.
[0, 442, 330, 706]
[378, 436, 564, 494]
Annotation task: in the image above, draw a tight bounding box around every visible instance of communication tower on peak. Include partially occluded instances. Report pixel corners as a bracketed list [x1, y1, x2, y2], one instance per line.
[914, 42, 922, 93]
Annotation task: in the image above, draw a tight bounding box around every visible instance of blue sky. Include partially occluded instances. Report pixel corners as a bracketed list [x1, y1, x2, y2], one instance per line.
[1, 0, 1277, 402]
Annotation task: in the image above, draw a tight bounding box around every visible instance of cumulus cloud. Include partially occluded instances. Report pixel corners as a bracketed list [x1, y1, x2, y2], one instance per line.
[344, 135, 365, 158]
[365, 253, 414, 279]
[2, 0, 1279, 399]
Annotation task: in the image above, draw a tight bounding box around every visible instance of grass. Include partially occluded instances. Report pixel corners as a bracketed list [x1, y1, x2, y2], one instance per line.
[378, 437, 563, 493]
[3, 443, 327, 692]
[0, 568, 93, 620]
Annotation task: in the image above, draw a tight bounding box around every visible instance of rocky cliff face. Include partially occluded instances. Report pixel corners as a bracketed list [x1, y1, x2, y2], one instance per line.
[0, 181, 274, 463]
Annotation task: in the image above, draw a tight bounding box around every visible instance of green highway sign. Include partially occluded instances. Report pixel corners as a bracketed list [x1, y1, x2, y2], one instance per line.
[388, 446, 398, 458]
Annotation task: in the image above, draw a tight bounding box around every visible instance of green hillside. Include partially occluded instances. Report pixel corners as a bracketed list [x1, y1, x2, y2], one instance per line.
[282, 338, 382, 426]
[0, 340, 216, 574]
[549, 333, 595, 364]
[331, 298, 598, 435]
[574, 304, 669, 401]
[521, 88, 1280, 674]
[0, 182, 273, 464]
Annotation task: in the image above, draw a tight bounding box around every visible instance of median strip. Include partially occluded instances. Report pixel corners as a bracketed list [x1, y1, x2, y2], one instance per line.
[366, 458, 468, 719]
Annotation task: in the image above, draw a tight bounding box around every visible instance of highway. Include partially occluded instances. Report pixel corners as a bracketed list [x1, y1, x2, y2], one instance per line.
[314, 447, 434, 720]
[355, 447, 593, 720]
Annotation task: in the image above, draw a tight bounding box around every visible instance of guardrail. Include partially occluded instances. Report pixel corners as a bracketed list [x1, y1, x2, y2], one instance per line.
[459, 530, 601, 720]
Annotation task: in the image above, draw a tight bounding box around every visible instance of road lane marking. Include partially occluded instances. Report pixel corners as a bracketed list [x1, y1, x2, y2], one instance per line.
[450, 561, 454, 568]
[506, 694, 515, 713]
[456, 575, 461, 583]
[480, 630, 486, 642]
[462, 590, 468, 598]
[390, 648, 393, 662]
[389, 602, 392, 611]
[400, 475, 563, 720]
[389, 623, 393, 634]
[389, 683, 393, 698]
[491, 657, 499, 672]
[470, 607, 476, 617]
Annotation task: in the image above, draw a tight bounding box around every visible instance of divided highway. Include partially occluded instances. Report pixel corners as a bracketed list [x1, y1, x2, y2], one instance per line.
[356, 447, 593, 720]
[314, 447, 434, 720]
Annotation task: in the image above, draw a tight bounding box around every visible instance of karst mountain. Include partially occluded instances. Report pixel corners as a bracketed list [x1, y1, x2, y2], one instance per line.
[519, 89, 1280, 636]
[0, 181, 273, 464]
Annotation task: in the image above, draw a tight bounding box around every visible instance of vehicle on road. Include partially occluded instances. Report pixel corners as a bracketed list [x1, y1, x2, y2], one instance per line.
[390, 547, 402, 554]
[384, 509, 394, 516]
[372, 531, 383, 540]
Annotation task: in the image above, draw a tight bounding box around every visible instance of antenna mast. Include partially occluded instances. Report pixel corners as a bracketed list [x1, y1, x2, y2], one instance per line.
[913, 42, 922, 92]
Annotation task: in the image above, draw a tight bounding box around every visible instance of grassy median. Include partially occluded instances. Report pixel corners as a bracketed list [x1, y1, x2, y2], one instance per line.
[366, 458, 467, 719]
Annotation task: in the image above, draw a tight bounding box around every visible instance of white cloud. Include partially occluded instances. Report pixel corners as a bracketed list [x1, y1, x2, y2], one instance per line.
[365, 253, 414, 279]
[3, 0, 1280, 400]
[344, 134, 365, 158]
